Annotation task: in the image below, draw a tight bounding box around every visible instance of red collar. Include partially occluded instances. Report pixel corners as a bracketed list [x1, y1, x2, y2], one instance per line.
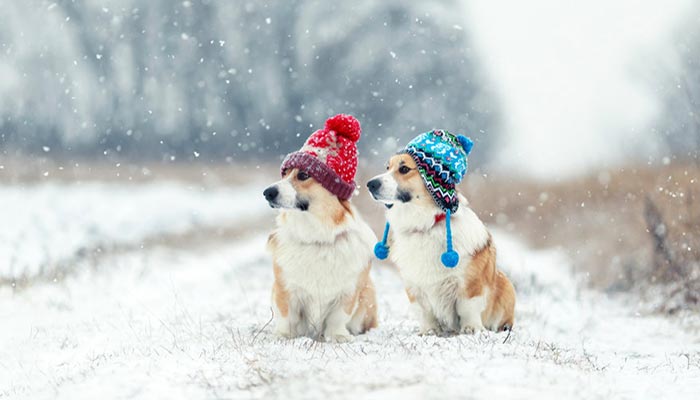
[434, 213, 446, 225]
[406, 213, 447, 234]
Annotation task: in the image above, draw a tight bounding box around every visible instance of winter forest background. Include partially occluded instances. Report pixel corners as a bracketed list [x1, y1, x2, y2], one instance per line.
[1, 0, 698, 172]
[2, 1, 700, 399]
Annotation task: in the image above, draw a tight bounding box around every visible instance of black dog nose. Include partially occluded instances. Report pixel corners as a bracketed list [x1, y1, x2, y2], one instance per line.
[367, 179, 382, 193]
[263, 186, 279, 201]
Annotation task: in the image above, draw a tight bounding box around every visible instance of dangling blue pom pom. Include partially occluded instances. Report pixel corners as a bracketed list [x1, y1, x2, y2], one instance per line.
[441, 209, 459, 268]
[457, 135, 474, 155]
[374, 242, 389, 260]
[375, 222, 391, 260]
[441, 250, 459, 268]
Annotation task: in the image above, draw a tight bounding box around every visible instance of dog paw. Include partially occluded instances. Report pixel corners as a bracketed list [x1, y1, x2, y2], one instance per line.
[460, 325, 484, 335]
[324, 333, 354, 343]
[418, 327, 441, 336]
[274, 327, 294, 339]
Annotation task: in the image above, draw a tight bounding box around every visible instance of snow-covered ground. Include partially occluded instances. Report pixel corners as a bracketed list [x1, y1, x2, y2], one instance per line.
[0, 182, 267, 281]
[1, 182, 699, 399]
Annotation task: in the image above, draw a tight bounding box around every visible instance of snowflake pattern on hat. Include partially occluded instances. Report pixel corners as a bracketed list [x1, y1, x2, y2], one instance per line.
[400, 129, 473, 213]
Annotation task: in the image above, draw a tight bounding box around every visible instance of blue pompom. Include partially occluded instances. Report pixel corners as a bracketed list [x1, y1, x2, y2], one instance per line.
[441, 250, 459, 268]
[374, 242, 389, 260]
[457, 135, 474, 156]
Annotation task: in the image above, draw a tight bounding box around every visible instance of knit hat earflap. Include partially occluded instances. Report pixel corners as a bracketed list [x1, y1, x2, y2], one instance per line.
[374, 130, 473, 268]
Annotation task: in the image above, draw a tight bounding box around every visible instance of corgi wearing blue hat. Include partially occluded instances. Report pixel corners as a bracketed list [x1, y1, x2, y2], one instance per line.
[367, 130, 515, 335]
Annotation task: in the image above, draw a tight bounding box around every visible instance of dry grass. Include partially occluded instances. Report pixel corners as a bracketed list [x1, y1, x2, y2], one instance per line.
[457, 164, 700, 311]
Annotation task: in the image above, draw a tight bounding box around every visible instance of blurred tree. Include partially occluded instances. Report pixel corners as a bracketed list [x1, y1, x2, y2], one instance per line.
[0, 0, 499, 164]
[657, 13, 700, 164]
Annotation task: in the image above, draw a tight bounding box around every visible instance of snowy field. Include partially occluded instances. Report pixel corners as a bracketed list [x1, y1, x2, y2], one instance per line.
[0, 182, 268, 282]
[2, 182, 700, 399]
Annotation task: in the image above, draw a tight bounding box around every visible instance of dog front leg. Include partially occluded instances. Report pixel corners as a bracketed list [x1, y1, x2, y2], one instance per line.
[408, 289, 441, 335]
[272, 278, 296, 338]
[457, 294, 487, 334]
[322, 296, 354, 343]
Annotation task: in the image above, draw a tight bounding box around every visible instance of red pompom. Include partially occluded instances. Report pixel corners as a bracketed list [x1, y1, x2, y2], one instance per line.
[325, 114, 361, 142]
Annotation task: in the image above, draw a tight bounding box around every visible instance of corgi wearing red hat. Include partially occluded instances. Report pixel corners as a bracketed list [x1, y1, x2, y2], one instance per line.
[263, 114, 378, 342]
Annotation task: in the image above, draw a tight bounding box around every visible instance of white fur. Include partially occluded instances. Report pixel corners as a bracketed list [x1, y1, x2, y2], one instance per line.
[368, 173, 398, 204]
[270, 206, 376, 341]
[457, 290, 488, 333]
[374, 171, 490, 334]
[270, 176, 298, 209]
[387, 196, 489, 285]
[410, 301, 439, 335]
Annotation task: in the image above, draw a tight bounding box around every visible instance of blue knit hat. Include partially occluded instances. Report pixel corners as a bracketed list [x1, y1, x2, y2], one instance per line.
[374, 130, 474, 268]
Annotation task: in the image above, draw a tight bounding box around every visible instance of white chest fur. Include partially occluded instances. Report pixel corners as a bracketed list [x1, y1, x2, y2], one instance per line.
[272, 210, 375, 303]
[387, 201, 489, 288]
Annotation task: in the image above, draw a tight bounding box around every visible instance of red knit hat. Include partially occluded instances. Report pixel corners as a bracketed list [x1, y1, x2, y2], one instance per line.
[281, 114, 361, 200]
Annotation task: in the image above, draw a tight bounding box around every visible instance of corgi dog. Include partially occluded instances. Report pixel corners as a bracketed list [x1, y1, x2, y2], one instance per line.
[263, 114, 378, 342]
[367, 133, 515, 335]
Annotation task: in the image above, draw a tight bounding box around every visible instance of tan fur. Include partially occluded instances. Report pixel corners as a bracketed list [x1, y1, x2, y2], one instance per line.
[272, 262, 290, 318]
[283, 168, 350, 222]
[353, 264, 378, 331]
[390, 154, 437, 208]
[405, 288, 417, 303]
[273, 168, 354, 229]
[268, 233, 290, 318]
[334, 200, 353, 225]
[464, 237, 515, 330]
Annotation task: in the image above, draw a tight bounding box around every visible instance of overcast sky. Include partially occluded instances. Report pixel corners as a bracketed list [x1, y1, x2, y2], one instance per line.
[465, 0, 695, 178]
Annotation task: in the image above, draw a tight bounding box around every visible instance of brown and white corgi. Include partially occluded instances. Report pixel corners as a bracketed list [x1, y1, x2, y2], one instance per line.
[263, 114, 378, 342]
[367, 153, 515, 335]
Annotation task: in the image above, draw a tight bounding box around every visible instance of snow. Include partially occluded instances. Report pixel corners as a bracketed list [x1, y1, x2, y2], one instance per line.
[2, 183, 699, 399]
[0, 182, 267, 281]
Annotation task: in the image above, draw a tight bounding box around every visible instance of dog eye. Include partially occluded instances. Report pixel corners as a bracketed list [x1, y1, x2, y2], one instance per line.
[398, 165, 411, 175]
[297, 171, 310, 181]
